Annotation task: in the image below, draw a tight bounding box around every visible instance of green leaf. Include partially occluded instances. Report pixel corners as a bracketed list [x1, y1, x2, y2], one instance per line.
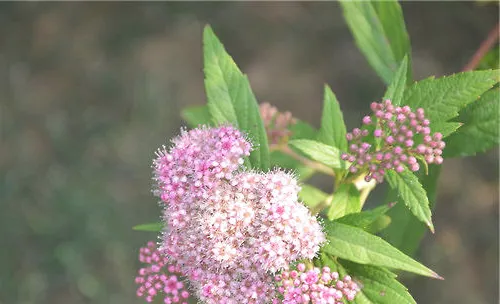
[383, 56, 408, 106]
[336, 203, 393, 231]
[290, 120, 318, 140]
[181, 105, 212, 128]
[203, 25, 270, 171]
[318, 85, 348, 151]
[289, 139, 344, 169]
[340, 0, 411, 84]
[327, 184, 361, 220]
[444, 88, 500, 157]
[132, 222, 163, 232]
[478, 45, 499, 70]
[366, 215, 392, 234]
[430, 121, 462, 138]
[322, 221, 441, 278]
[385, 168, 434, 232]
[340, 260, 417, 304]
[403, 70, 500, 123]
[382, 165, 441, 256]
[299, 184, 329, 210]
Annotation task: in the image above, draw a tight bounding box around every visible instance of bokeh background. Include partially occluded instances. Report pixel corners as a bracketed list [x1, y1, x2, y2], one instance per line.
[0, 2, 498, 304]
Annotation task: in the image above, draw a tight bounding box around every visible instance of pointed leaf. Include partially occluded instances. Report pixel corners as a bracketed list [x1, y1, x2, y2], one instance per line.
[403, 70, 499, 123]
[382, 165, 440, 256]
[318, 85, 348, 152]
[444, 88, 500, 157]
[322, 221, 441, 278]
[327, 184, 361, 220]
[132, 222, 163, 232]
[385, 168, 434, 232]
[383, 56, 408, 106]
[430, 121, 462, 138]
[289, 139, 344, 169]
[340, 1, 411, 84]
[340, 260, 417, 304]
[203, 25, 269, 170]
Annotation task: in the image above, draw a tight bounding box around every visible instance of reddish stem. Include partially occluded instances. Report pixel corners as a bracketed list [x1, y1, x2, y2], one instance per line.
[462, 22, 499, 72]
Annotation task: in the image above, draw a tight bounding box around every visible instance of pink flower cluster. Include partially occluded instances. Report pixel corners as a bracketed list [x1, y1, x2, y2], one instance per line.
[153, 125, 325, 303]
[341, 99, 445, 183]
[153, 126, 252, 204]
[275, 263, 360, 303]
[135, 241, 191, 303]
[259, 103, 297, 145]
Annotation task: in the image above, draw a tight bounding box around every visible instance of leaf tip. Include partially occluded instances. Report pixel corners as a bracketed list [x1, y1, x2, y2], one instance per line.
[203, 24, 217, 43]
[427, 221, 435, 233]
[432, 271, 444, 280]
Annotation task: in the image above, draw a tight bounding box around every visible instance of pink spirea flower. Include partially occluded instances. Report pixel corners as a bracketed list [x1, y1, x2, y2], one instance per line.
[341, 99, 445, 183]
[152, 125, 325, 303]
[135, 241, 191, 304]
[153, 126, 252, 204]
[275, 264, 360, 303]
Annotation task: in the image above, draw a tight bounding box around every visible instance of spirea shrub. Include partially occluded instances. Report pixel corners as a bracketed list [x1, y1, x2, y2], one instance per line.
[133, 2, 499, 303]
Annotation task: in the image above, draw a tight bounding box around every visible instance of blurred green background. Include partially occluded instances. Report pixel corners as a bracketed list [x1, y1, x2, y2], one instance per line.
[0, 2, 498, 304]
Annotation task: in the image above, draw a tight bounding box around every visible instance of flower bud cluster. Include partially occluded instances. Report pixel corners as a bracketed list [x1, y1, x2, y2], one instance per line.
[275, 263, 360, 303]
[152, 125, 326, 303]
[341, 99, 445, 183]
[135, 241, 191, 303]
[259, 102, 297, 145]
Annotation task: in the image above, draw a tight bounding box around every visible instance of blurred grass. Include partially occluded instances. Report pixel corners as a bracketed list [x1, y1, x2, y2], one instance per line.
[0, 2, 497, 304]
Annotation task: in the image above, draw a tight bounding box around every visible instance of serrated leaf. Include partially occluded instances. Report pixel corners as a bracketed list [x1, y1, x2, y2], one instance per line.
[203, 25, 269, 170]
[383, 56, 408, 106]
[181, 105, 212, 128]
[318, 85, 348, 152]
[322, 221, 441, 278]
[336, 203, 392, 232]
[403, 70, 499, 123]
[444, 88, 500, 157]
[340, 0, 411, 84]
[289, 139, 344, 169]
[299, 184, 329, 210]
[382, 165, 441, 255]
[385, 168, 434, 232]
[132, 222, 163, 232]
[430, 121, 462, 138]
[340, 260, 417, 304]
[327, 184, 361, 220]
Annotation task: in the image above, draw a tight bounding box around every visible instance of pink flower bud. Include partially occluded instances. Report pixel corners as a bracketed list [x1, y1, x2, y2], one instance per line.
[362, 116, 372, 125]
